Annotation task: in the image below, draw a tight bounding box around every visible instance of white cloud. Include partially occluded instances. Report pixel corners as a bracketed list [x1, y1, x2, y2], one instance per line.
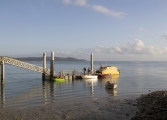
[92, 5, 125, 18]
[139, 27, 144, 31]
[74, 0, 87, 6]
[63, 0, 71, 4]
[9, 40, 167, 61]
[62, 1, 126, 18]
[162, 32, 167, 39]
[62, 0, 87, 6]
[92, 39, 167, 55]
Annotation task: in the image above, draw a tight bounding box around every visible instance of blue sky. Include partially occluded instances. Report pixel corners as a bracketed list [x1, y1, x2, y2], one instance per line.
[1, 0, 167, 61]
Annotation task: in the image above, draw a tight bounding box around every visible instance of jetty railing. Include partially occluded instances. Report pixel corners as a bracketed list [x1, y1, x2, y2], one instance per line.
[0, 56, 50, 75]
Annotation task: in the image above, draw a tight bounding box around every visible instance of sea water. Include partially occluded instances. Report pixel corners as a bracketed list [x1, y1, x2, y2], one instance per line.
[0, 61, 167, 109]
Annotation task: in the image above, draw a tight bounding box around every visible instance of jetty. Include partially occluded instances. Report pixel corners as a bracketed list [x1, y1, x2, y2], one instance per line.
[0, 52, 94, 84]
[0, 52, 52, 84]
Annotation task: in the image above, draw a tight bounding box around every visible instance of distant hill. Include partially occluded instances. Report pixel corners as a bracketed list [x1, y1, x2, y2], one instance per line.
[15, 57, 86, 61]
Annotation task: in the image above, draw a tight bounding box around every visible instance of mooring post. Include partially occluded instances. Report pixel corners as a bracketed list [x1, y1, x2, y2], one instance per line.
[73, 70, 76, 79]
[1, 61, 4, 84]
[90, 53, 93, 74]
[42, 52, 46, 80]
[50, 51, 55, 79]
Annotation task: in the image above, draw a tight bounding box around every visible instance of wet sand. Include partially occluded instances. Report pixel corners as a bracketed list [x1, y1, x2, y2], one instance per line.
[0, 96, 138, 120]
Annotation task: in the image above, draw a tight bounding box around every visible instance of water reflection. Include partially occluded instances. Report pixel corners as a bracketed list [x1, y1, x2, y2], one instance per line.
[84, 79, 97, 97]
[100, 75, 120, 96]
[100, 75, 120, 84]
[0, 76, 118, 109]
[50, 81, 55, 103]
[42, 80, 47, 105]
[1, 84, 5, 108]
[105, 89, 117, 96]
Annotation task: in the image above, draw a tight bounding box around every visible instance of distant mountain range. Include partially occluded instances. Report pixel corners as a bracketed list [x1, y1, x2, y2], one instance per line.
[15, 57, 86, 61]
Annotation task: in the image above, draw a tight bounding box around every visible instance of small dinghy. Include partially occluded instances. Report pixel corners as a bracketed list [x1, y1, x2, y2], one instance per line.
[105, 81, 117, 89]
[52, 77, 65, 83]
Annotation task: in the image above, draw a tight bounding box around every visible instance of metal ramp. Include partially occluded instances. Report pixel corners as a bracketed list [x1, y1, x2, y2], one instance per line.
[0, 56, 50, 75]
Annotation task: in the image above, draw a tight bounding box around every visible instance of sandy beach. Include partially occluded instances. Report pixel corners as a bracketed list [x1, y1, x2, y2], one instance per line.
[0, 96, 138, 120]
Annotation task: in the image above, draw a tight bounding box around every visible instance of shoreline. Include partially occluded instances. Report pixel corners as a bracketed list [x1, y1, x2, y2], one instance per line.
[1, 90, 167, 120]
[0, 95, 138, 120]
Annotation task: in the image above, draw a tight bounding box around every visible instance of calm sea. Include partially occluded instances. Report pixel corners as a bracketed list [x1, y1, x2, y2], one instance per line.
[1, 61, 167, 109]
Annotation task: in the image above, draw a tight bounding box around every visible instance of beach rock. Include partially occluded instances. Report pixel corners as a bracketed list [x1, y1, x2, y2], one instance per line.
[131, 90, 167, 120]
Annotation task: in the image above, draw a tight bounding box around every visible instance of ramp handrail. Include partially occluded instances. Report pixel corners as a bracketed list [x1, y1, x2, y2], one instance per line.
[0, 56, 50, 75]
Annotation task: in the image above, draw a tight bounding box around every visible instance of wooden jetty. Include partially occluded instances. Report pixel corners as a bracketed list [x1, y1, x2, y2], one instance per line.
[0, 52, 94, 84]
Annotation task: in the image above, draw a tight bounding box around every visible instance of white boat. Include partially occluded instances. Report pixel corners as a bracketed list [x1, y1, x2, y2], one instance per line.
[81, 75, 98, 79]
[105, 81, 117, 89]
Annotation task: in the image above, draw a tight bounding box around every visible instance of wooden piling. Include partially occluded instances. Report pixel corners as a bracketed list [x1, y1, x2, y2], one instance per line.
[1, 61, 4, 84]
[50, 51, 55, 79]
[42, 52, 46, 80]
[72, 70, 76, 79]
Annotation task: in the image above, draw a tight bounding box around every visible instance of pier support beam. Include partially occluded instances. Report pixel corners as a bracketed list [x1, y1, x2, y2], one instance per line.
[42, 52, 46, 80]
[1, 61, 4, 84]
[90, 53, 93, 74]
[50, 51, 55, 79]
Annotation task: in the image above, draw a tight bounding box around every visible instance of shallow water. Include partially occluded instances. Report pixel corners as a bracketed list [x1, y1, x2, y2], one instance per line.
[1, 61, 167, 109]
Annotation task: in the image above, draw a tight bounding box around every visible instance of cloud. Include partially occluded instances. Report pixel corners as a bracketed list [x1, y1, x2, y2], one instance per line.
[7, 40, 167, 61]
[62, 0, 87, 6]
[62, 1, 126, 18]
[93, 39, 167, 55]
[74, 0, 87, 6]
[139, 27, 144, 31]
[63, 0, 71, 4]
[92, 5, 126, 18]
[162, 32, 167, 39]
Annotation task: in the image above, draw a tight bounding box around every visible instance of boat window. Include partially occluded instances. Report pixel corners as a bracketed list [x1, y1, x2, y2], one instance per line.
[107, 67, 117, 70]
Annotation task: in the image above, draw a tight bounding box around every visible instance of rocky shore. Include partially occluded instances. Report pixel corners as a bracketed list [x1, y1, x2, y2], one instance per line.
[131, 90, 167, 120]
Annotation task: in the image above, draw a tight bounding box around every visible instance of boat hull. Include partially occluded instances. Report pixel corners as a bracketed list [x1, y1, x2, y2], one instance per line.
[52, 78, 65, 82]
[96, 74, 111, 78]
[75, 75, 82, 79]
[105, 82, 117, 89]
[81, 75, 98, 79]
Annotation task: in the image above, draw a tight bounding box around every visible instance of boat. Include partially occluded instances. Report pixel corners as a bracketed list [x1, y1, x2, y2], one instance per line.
[100, 75, 120, 84]
[52, 77, 65, 82]
[81, 75, 98, 79]
[95, 64, 120, 77]
[75, 75, 82, 79]
[105, 81, 118, 89]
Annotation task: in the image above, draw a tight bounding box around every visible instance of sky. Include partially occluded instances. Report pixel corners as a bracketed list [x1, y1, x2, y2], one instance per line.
[1, 0, 167, 61]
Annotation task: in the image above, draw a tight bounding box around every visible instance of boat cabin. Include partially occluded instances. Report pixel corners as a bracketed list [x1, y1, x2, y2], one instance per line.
[96, 66, 120, 75]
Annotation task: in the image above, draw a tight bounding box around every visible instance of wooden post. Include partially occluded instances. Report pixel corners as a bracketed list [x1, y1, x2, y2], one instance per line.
[1, 61, 4, 84]
[42, 52, 46, 80]
[90, 53, 93, 74]
[50, 51, 55, 79]
[72, 70, 76, 79]
[61, 71, 63, 77]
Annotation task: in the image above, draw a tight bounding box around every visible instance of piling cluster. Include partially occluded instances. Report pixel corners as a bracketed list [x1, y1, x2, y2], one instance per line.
[131, 90, 167, 120]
